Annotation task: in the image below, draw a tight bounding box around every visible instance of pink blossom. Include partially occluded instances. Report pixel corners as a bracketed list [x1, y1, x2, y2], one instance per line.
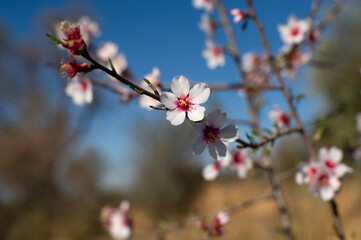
[230, 9, 248, 23]
[198, 14, 216, 37]
[295, 161, 319, 185]
[139, 67, 162, 109]
[190, 109, 239, 159]
[202, 40, 225, 69]
[279, 45, 311, 79]
[268, 105, 290, 129]
[213, 211, 229, 236]
[100, 200, 132, 240]
[60, 55, 91, 80]
[278, 15, 311, 45]
[192, 0, 214, 12]
[202, 161, 221, 181]
[65, 76, 93, 106]
[318, 147, 352, 178]
[112, 54, 128, 75]
[231, 149, 253, 178]
[160, 75, 210, 125]
[96, 41, 119, 62]
[59, 21, 85, 55]
[309, 168, 341, 201]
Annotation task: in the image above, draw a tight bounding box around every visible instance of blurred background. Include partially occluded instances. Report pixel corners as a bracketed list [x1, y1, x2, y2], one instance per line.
[0, 0, 360, 239]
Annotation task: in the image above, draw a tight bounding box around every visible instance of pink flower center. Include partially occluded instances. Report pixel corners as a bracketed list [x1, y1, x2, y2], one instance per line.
[80, 80, 89, 91]
[318, 174, 329, 186]
[213, 161, 221, 170]
[176, 95, 192, 111]
[233, 152, 244, 164]
[308, 167, 317, 179]
[290, 27, 300, 37]
[203, 125, 220, 143]
[324, 159, 335, 169]
[213, 46, 222, 57]
[280, 113, 289, 126]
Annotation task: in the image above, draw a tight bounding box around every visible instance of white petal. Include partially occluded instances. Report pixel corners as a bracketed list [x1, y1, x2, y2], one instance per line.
[202, 163, 219, 181]
[219, 124, 239, 142]
[190, 122, 205, 139]
[206, 109, 226, 128]
[171, 75, 190, 97]
[166, 109, 186, 126]
[329, 147, 343, 163]
[329, 176, 341, 191]
[208, 138, 227, 159]
[160, 92, 177, 109]
[318, 147, 328, 161]
[189, 83, 211, 104]
[334, 164, 353, 178]
[320, 186, 335, 201]
[187, 105, 206, 122]
[192, 137, 207, 155]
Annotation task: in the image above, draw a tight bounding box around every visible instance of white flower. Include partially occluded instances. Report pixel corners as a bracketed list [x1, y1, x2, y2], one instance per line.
[192, 0, 213, 12]
[279, 45, 311, 79]
[214, 211, 230, 226]
[231, 149, 253, 178]
[190, 109, 239, 159]
[230, 9, 248, 23]
[139, 67, 162, 109]
[268, 105, 290, 129]
[309, 168, 341, 201]
[202, 161, 221, 181]
[242, 52, 270, 86]
[65, 76, 93, 106]
[96, 41, 119, 62]
[295, 161, 319, 185]
[100, 200, 132, 240]
[278, 15, 311, 45]
[161, 75, 210, 125]
[198, 14, 215, 37]
[318, 147, 352, 178]
[202, 40, 225, 69]
[76, 16, 100, 45]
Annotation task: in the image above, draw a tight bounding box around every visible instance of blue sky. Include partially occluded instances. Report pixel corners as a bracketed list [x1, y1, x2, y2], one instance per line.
[0, 0, 326, 189]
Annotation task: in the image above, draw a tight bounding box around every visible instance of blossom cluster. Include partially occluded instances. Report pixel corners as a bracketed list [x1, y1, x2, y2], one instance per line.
[197, 211, 230, 237]
[100, 200, 132, 240]
[295, 147, 352, 201]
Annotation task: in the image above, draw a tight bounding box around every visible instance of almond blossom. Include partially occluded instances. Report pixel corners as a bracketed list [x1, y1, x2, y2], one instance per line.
[190, 109, 239, 159]
[192, 0, 214, 12]
[59, 21, 85, 55]
[295, 147, 352, 201]
[202, 150, 232, 181]
[230, 9, 248, 23]
[138, 67, 162, 109]
[242, 52, 270, 86]
[198, 14, 216, 37]
[60, 55, 91, 80]
[268, 105, 290, 129]
[318, 147, 352, 178]
[160, 75, 210, 125]
[279, 45, 311, 79]
[65, 76, 93, 106]
[100, 200, 132, 240]
[112, 53, 128, 75]
[202, 40, 225, 69]
[231, 149, 253, 178]
[96, 41, 119, 62]
[278, 15, 311, 45]
[213, 211, 230, 236]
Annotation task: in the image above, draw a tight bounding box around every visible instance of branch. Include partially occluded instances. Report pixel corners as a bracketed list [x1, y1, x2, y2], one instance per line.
[330, 199, 347, 240]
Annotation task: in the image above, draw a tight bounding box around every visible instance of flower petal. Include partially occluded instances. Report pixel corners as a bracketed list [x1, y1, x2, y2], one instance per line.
[206, 109, 226, 128]
[192, 137, 207, 155]
[190, 122, 205, 139]
[208, 138, 227, 159]
[166, 109, 186, 126]
[329, 147, 343, 163]
[171, 75, 190, 97]
[189, 83, 210, 104]
[202, 162, 219, 181]
[320, 186, 335, 201]
[334, 163, 353, 178]
[188, 105, 206, 122]
[219, 124, 239, 142]
[160, 92, 177, 109]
